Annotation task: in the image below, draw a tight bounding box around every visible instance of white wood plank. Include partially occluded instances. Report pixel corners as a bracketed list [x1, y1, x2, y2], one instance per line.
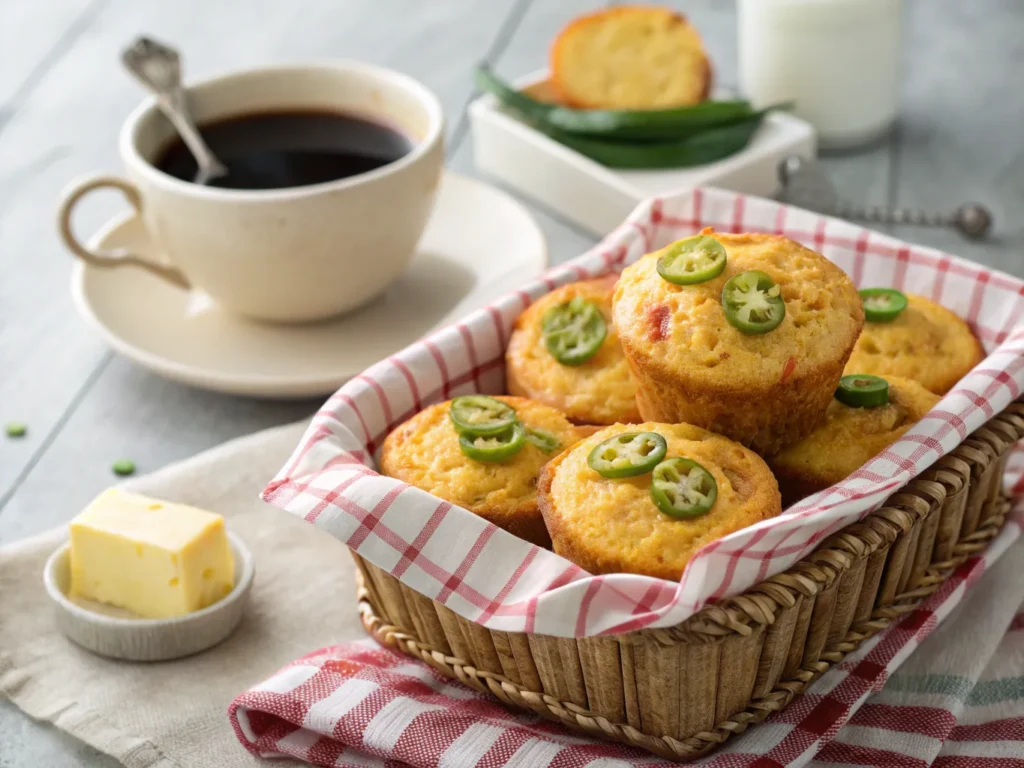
[0, 0, 96, 107]
[0, 357, 315, 543]
[0, 701, 117, 768]
[885, 0, 1024, 276]
[0, 0, 519, 502]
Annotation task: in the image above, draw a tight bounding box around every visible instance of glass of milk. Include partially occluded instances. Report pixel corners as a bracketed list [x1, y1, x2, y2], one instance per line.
[738, 0, 902, 150]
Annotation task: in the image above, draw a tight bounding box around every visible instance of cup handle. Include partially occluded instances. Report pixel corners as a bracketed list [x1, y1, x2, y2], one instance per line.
[57, 175, 190, 289]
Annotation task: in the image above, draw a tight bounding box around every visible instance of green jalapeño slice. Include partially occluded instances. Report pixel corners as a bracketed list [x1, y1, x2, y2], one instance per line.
[525, 427, 561, 453]
[459, 422, 526, 463]
[449, 395, 517, 437]
[859, 288, 908, 323]
[722, 270, 786, 335]
[650, 458, 718, 519]
[835, 374, 889, 408]
[587, 432, 668, 478]
[656, 235, 728, 285]
[542, 296, 607, 366]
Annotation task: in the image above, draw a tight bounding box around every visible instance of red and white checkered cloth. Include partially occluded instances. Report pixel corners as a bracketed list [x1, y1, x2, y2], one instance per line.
[263, 187, 1024, 638]
[231, 511, 1024, 768]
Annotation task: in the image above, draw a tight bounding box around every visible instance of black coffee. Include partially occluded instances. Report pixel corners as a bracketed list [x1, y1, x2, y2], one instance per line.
[155, 109, 413, 190]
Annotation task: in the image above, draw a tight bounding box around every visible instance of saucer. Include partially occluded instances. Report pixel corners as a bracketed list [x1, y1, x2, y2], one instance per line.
[71, 172, 546, 398]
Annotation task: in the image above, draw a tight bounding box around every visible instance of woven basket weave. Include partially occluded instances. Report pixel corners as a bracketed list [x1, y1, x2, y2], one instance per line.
[354, 400, 1024, 761]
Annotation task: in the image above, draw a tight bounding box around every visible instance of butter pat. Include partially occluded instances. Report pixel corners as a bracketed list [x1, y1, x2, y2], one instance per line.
[69, 489, 235, 619]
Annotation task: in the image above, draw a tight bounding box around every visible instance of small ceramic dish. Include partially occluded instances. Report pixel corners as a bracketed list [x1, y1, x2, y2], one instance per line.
[470, 71, 817, 236]
[43, 531, 254, 661]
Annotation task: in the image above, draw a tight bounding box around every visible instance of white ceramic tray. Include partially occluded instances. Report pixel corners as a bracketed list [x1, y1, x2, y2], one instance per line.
[470, 72, 816, 236]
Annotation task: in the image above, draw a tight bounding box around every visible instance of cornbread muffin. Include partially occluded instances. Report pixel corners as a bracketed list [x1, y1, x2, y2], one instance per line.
[379, 396, 584, 547]
[613, 230, 864, 455]
[845, 293, 983, 394]
[506, 277, 641, 425]
[538, 422, 781, 580]
[770, 376, 940, 504]
[550, 7, 711, 110]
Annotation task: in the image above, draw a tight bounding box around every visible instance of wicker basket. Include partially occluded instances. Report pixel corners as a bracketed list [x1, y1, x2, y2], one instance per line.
[353, 400, 1024, 761]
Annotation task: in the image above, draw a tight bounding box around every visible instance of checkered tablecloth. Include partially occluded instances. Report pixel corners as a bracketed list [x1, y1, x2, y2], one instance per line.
[231, 510, 1024, 767]
[263, 187, 1024, 638]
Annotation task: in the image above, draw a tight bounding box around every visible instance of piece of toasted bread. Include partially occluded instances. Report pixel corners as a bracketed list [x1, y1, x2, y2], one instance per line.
[551, 6, 711, 110]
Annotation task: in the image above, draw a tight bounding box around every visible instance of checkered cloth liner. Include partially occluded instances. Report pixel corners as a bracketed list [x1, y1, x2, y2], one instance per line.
[263, 187, 1024, 638]
[230, 512, 1024, 768]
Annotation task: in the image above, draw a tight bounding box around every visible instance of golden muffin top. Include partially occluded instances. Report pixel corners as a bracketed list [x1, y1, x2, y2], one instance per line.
[771, 376, 941, 493]
[613, 231, 864, 387]
[506, 277, 640, 425]
[551, 7, 710, 110]
[844, 293, 984, 394]
[539, 422, 781, 581]
[379, 396, 583, 533]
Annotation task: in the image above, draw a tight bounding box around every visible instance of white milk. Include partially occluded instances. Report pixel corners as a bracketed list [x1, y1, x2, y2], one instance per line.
[738, 0, 902, 150]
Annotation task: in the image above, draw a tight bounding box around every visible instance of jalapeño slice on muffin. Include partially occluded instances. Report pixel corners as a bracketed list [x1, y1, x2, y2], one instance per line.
[449, 395, 518, 436]
[859, 288, 908, 323]
[458, 422, 526, 462]
[542, 296, 608, 365]
[525, 427, 561, 453]
[656, 235, 727, 285]
[835, 374, 890, 408]
[650, 457, 718, 519]
[722, 270, 786, 335]
[587, 431, 667, 478]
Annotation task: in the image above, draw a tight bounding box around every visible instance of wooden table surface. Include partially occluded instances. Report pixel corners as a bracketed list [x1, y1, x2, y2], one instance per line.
[1, 1, 1021, 764]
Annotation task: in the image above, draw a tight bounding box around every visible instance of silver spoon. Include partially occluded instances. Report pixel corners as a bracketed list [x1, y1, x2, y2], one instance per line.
[778, 156, 993, 240]
[121, 36, 228, 185]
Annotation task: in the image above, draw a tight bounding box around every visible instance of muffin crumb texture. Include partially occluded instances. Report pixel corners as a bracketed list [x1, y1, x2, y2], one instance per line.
[506, 277, 640, 425]
[770, 376, 941, 502]
[380, 396, 583, 547]
[551, 6, 710, 110]
[845, 293, 984, 394]
[613, 231, 864, 454]
[540, 422, 781, 581]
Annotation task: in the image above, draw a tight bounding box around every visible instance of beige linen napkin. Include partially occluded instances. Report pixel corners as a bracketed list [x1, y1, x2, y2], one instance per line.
[0, 421, 369, 768]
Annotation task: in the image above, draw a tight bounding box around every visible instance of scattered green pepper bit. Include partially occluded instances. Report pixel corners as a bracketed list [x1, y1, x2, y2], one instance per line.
[859, 288, 908, 323]
[835, 374, 890, 408]
[111, 459, 136, 476]
[524, 427, 561, 454]
[5, 422, 27, 438]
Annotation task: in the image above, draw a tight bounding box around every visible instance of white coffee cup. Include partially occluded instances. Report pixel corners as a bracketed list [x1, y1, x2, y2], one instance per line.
[58, 62, 445, 323]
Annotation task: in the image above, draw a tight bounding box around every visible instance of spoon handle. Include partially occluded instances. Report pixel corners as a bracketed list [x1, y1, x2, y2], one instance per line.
[159, 88, 228, 184]
[777, 156, 993, 241]
[833, 202, 945, 227]
[121, 37, 227, 185]
[832, 201, 993, 240]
